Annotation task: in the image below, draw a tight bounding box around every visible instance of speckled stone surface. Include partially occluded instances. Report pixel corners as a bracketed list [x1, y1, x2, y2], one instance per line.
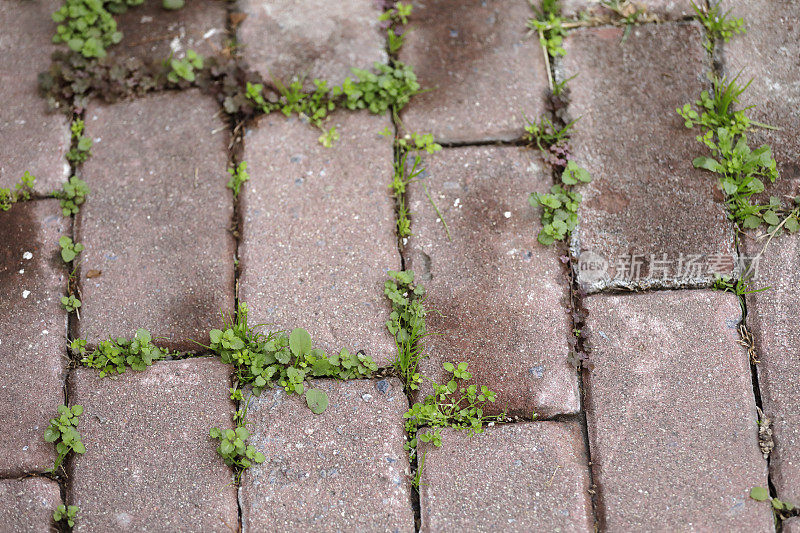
[69, 359, 237, 532]
[239, 112, 398, 367]
[784, 517, 800, 533]
[76, 90, 235, 351]
[0, 0, 70, 193]
[0, 478, 62, 533]
[561, 0, 695, 18]
[0, 200, 67, 476]
[745, 234, 800, 504]
[721, 0, 800, 199]
[404, 146, 579, 418]
[583, 291, 773, 531]
[398, 0, 549, 143]
[112, 0, 227, 62]
[419, 421, 593, 532]
[237, 0, 386, 88]
[240, 378, 414, 532]
[562, 23, 736, 291]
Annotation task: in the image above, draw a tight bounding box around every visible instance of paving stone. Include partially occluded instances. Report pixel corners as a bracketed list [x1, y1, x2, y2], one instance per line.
[237, 0, 386, 88]
[419, 421, 593, 532]
[0, 0, 70, 194]
[562, 23, 735, 291]
[0, 478, 62, 533]
[721, 0, 800, 199]
[239, 112, 398, 366]
[404, 146, 579, 418]
[113, 0, 227, 62]
[240, 377, 413, 532]
[583, 290, 772, 531]
[561, 0, 694, 18]
[784, 517, 800, 533]
[76, 90, 235, 351]
[69, 358, 237, 532]
[744, 234, 800, 504]
[399, 0, 549, 143]
[0, 200, 68, 476]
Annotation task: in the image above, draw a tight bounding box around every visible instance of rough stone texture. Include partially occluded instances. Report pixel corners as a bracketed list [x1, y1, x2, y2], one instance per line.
[722, 0, 800, 199]
[744, 234, 800, 504]
[237, 0, 386, 88]
[76, 90, 235, 351]
[583, 291, 773, 531]
[405, 147, 579, 418]
[419, 421, 593, 532]
[240, 378, 414, 532]
[563, 24, 735, 291]
[0, 0, 70, 193]
[562, 0, 695, 18]
[0, 201, 67, 476]
[0, 478, 62, 533]
[69, 359, 237, 532]
[113, 0, 227, 62]
[399, 0, 549, 143]
[239, 112, 398, 366]
[784, 517, 800, 533]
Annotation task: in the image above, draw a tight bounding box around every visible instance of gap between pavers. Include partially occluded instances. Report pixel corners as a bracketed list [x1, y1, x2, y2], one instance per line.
[0, 200, 68, 476]
[0, 478, 62, 533]
[239, 377, 414, 533]
[583, 290, 772, 531]
[404, 145, 579, 419]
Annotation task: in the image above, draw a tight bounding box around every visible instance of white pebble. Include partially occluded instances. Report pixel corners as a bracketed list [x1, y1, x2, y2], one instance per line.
[22, 290, 30, 299]
[504, 211, 511, 218]
[22, 252, 33, 260]
[362, 393, 373, 402]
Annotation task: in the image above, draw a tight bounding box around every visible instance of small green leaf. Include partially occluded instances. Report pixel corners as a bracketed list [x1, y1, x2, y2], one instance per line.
[305, 389, 329, 414]
[289, 328, 312, 357]
[750, 486, 769, 501]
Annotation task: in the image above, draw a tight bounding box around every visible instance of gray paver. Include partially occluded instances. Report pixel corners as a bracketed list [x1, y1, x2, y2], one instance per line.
[562, 23, 735, 291]
[419, 421, 593, 532]
[0, 478, 62, 533]
[240, 377, 414, 532]
[584, 290, 772, 531]
[0, 0, 70, 193]
[239, 112, 398, 367]
[399, 0, 549, 143]
[76, 90, 235, 351]
[405, 146, 579, 418]
[0, 200, 67, 476]
[69, 358, 237, 532]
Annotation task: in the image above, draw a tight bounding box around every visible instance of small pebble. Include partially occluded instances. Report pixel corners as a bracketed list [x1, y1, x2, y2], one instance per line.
[375, 380, 390, 394]
[504, 211, 511, 218]
[22, 252, 33, 260]
[22, 290, 30, 299]
[361, 393, 373, 402]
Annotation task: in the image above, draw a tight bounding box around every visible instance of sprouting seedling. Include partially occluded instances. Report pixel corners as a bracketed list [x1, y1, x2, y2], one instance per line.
[692, 1, 745, 50]
[167, 49, 204, 83]
[61, 294, 82, 314]
[0, 171, 35, 211]
[66, 118, 93, 164]
[53, 504, 79, 528]
[44, 404, 85, 472]
[59, 236, 84, 263]
[209, 426, 265, 482]
[227, 161, 249, 197]
[53, 175, 90, 216]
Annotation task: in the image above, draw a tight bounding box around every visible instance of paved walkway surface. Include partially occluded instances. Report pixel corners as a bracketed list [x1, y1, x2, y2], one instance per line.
[0, 0, 798, 531]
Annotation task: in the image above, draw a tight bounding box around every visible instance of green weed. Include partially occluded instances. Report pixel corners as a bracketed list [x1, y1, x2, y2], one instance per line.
[528, 0, 567, 58]
[53, 504, 80, 528]
[53, 176, 90, 216]
[44, 404, 85, 472]
[61, 294, 82, 313]
[750, 487, 798, 521]
[530, 161, 591, 245]
[58, 236, 84, 263]
[227, 161, 249, 197]
[384, 270, 428, 390]
[167, 49, 203, 83]
[692, 1, 745, 50]
[72, 328, 172, 376]
[66, 119, 93, 164]
[209, 426, 265, 480]
[523, 114, 576, 152]
[713, 274, 770, 297]
[0, 171, 35, 211]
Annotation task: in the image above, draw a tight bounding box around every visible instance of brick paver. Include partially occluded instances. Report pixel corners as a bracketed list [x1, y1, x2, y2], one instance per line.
[0, 478, 62, 533]
[405, 147, 579, 418]
[239, 112, 398, 366]
[398, 0, 549, 143]
[563, 23, 735, 291]
[0, 0, 70, 194]
[76, 90, 235, 351]
[562, 0, 694, 19]
[237, 0, 386, 88]
[240, 378, 414, 532]
[0, 200, 67, 476]
[785, 517, 800, 533]
[744, 235, 800, 504]
[114, 0, 227, 62]
[419, 421, 593, 532]
[69, 359, 237, 532]
[722, 0, 800, 198]
[583, 290, 772, 531]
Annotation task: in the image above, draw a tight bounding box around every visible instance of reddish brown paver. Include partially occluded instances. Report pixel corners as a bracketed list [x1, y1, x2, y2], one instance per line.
[744, 235, 800, 504]
[237, 0, 386, 88]
[240, 378, 414, 532]
[398, 0, 549, 143]
[784, 517, 800, 533]
[0, 0, 70, 194]
[419, 421, 593, 532]
[0, 200, 67, 476]
[583, 290, 772, 531]
[113, 0, 227, 62]
[561, 0, 694, 18]
[562, 23, 735, 291]
[722, 0, 800, 199]
[0, 478, 62, 532]
[239, 112, 398, 366]
[75, 90, 235, 351]
[69, 358, 237, 532]
[404, 147, 579, 418]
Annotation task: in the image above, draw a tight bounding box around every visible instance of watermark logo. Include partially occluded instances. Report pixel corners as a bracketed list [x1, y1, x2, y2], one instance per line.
[577, 251, 609, 283]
